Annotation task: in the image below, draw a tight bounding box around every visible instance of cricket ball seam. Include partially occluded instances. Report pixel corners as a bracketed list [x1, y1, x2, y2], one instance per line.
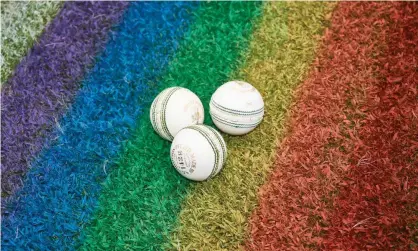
[205, 125, 227, 175]
[210, 112, 263, 128]
[186, 125, 220, 179]
[210, 99, 264, 115]
[161, 87, 181, 140]
[150, 91, 161, 134]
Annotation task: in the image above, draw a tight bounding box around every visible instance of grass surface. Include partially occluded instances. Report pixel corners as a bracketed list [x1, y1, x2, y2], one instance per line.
[1, 1, 62, 85]
[3, 2, 415, 250]
[169, 2, 334, 250]
[1, 1, 128, 198]
[80, 2, 262, 250]
[1, 2, 196, 250]
[247, 2, 417, 250]
[324, 3, 418, 249]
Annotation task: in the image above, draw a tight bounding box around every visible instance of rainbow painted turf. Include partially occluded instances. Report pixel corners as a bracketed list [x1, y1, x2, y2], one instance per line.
[1, 2, 416, 250]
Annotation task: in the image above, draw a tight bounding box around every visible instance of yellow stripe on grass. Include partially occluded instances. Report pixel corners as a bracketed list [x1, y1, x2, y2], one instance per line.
[168, 2, 336, 250]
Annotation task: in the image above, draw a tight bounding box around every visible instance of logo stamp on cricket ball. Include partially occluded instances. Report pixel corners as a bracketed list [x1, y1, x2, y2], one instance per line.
[171, 144, 197, 175]
[184, 100, 203, 124]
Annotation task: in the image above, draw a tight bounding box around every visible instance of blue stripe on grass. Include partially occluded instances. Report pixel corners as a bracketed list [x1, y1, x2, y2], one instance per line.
[1, 2, 198, 250]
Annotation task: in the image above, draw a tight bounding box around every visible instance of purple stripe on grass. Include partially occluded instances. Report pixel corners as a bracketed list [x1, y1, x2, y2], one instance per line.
[1, 1, 128, 197]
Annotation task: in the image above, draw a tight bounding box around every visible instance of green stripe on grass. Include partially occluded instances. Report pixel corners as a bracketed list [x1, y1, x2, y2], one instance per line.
[168, 2, 335, 250]
[81, 2, 262, 250]
[1, 1, 62, 85]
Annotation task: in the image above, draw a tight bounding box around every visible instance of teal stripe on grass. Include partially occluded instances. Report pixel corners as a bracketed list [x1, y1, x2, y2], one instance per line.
[81, 2, 263, 250]
[1, 2, 198, 250]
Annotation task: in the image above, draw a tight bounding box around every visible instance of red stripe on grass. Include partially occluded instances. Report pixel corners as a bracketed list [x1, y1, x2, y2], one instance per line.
[324, 3, 418, 249]
[245, 2, 415, 250]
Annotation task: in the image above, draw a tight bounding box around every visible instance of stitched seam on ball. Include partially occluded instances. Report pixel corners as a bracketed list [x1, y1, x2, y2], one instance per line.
[160, 88, 174, 140]
[210, 99, 264, 115]
[202, 127, 223, 178]
[150, 93, 161, 134]
[205, 126, 226, 176]
[158, 88, 174, 139]
[211, 99, 264, 115]
[192, 126, 219, 179]
[161, 87, 180, 140]
[211, 112, 264, 125]
[205, 126, 226, 159]
[199, 125, 224, 176]
[188, 126, 219, 179]
[205, 126, 227, 168]
[210, 112, 263, 128]
[154, 88, 170, 139]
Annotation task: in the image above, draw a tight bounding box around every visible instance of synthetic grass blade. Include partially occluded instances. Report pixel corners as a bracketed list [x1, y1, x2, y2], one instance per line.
[1, 1, 62, 85]
[247, 2, 417, 250]
[80, 2, 262, 250]
[324, 3, 418, 249]
[1, 2, 128, 198]
[168, 2, 334, 250]
[1, 2, 197, 250]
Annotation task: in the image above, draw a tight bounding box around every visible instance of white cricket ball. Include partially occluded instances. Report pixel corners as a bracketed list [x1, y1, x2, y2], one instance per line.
[150, 87, 204, 141]
[210, 80, 264, 135]
[170, 125, 227, 181]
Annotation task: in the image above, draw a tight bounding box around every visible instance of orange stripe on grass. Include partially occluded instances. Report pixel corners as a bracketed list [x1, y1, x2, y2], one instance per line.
[323, 2, 418, 249]
[245, 2, 405, 250]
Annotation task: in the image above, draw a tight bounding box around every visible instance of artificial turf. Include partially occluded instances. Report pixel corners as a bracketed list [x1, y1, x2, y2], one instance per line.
[1, 1, 62, 85]
[1, 2, 197, 250]
[169, 2, 334, 250]
[80, 2, 262, 250]
[1, 2, 128, 197]
[324, 2, 418, 249]
[247, 2, 417, 250]
[2, 2, 416, 250]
